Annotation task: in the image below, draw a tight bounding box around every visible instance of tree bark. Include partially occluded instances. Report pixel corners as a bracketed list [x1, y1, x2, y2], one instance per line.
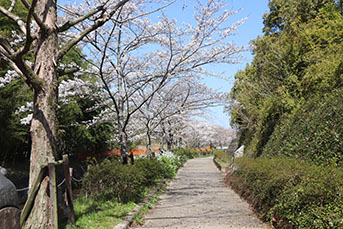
[146, 123, 153, 157]
[159, 122, 167, 151]
[25, 0, 58, 227]
[167, 129, 173, 151]
[119, 126, 128, 164]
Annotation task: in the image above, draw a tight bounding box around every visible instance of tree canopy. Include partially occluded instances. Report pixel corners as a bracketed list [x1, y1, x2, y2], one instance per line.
[229, 0, 343, 165]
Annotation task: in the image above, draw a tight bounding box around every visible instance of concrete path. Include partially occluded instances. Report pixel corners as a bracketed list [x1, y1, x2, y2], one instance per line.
[132, 157, 268, 229]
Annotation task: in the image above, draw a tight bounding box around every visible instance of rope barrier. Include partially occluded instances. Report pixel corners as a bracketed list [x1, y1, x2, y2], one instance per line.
[72, 177, 82, 183]
[17, 187, 29, 192]
[17, 178, 69, 192]
[58, 179, 66, 188]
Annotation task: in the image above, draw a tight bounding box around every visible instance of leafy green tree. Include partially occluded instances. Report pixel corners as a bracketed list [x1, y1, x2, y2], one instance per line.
[263, 0, 334, 34]
[0, 0, 32, 164]
[229, 0, 343, 160]
[0, 79, 31, 164]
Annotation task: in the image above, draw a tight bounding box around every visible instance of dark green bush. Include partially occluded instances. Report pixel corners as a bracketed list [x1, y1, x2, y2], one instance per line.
[262, 88, 343, 167]
[134, 158, 165, 186]
[226, 157, 343, 228]
[82, 156, 181, 203]
[82, 158, 146, 203]
[173, 148, 211, 160]
[173, 148, 195, 160]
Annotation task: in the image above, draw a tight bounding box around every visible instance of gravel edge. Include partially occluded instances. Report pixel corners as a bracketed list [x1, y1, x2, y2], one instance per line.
[213, 157, 229, 173]
[113, 179, 166, 229]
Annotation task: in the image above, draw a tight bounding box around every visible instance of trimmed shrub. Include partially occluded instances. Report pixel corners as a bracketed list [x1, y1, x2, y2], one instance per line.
[82, 153, 183, 203]
[174, 148, 212, 160]
[134, 158, 165, 186]
[82, 158, 146, 203]
[174, 148, 196, 160]
[226, 157, 343, 228]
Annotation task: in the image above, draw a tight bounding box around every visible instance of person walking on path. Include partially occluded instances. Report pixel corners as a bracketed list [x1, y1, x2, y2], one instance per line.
[133, 157, 268, 228]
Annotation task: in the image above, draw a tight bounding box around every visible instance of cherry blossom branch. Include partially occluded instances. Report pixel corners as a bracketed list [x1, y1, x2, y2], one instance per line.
[57, 0, 130, 61]
[99, 26, 121, 114]
[116, 0, 176, 24]
[58, 5, 104, 33]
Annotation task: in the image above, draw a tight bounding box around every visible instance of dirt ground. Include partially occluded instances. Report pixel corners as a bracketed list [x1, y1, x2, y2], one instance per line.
[132, 157, 269, 229]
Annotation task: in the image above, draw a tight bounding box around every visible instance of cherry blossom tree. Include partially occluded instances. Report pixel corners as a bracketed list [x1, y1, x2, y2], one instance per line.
[155, 114, 235, 151]
[135, 77, 225, 155]
[84, 0, 246, 162]
[179, 119, 223, 148]
[0, 0, 142, 227]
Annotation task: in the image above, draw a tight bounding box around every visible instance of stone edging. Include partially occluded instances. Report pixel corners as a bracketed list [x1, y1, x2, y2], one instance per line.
[113, 179, 166, 229]
[213, 157, 229, 173]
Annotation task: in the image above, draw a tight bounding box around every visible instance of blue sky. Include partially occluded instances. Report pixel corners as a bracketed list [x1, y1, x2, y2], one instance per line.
[191, 0, 270, 129]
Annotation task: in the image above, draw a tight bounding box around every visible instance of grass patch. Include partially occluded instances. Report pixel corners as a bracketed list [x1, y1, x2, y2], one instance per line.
[213, 150, 231, 167]
[64, 196, 135, 229]
[63, 151, 191, 228]
[215, 158, 230, 168]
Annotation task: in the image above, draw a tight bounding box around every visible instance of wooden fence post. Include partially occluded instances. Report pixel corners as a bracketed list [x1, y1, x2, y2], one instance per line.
[48, 163, 58, 229]
[20, 166, 47, 227]
[63, 154, 75, 224]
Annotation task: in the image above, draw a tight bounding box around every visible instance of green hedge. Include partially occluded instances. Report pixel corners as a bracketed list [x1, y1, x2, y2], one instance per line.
[213, 150, 231, 164]
[226, 157, 343, 228]
[262, 88, 343, 167]
[173, 148, 211, 160]
[82, 157, 174, 203]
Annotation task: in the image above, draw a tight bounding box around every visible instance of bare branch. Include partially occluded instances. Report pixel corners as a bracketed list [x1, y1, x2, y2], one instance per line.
[8, 0, 16, 12]
[58, 5, 104, 33]
[1, 56, 24, 78]
[14, 0, 37, 58]
[117, 0, 176, 24]
[0, 35, 15, 57]
[57, 66, 79, 76]
[0, 5, 26, 34]
[57, 0, 130, 61]
[57, 3, 82, 17]
[20, 0, 48, 32]
[0, 35, 44, 90]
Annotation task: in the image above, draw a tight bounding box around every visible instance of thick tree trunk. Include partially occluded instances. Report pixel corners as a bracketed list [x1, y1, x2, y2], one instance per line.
[25, 0, 58, 228]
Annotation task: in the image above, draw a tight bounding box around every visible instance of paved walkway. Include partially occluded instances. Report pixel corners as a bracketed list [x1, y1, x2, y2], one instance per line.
[132, 157, 268, 229]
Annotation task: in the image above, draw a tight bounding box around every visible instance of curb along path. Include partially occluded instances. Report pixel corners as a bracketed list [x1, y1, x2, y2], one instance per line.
[132, 157, 268, 229]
